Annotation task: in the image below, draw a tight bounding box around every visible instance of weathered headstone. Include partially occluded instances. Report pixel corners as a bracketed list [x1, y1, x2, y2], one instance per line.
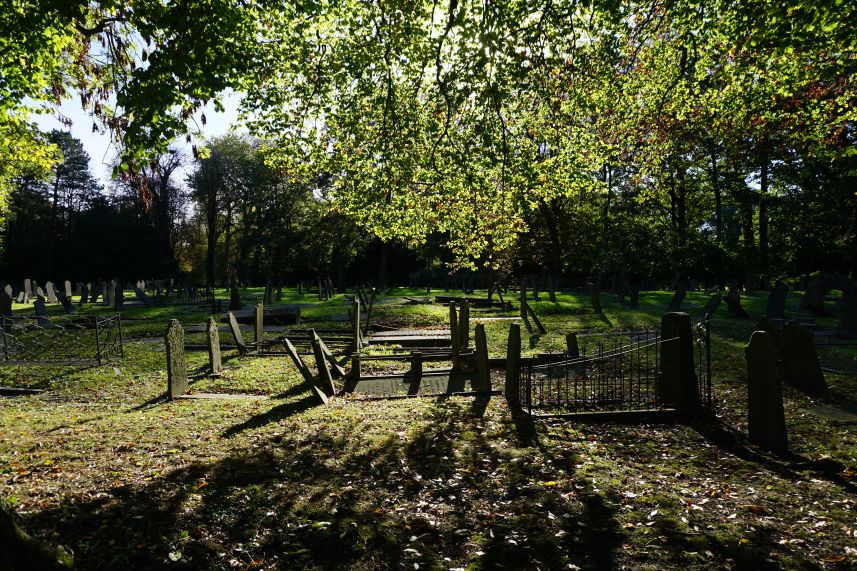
[35, 286, 45, 300]
[700, 293, 721, 319]
[45, 282, 58, 303]
[474, 323, 491, 392]
[206, 317, 222, 375]
[657, 312, 699, 408]
[165, 319, 188, 399]
[16, 292, 24, 303]
[780, 322, 826, 395]
[56, 291, 77, 315]
[80, 283, 89, 305]
[745, 331, 788, 452]
[766, 281, 788, 320]
[64, 280, 72, 298]
[724, 286, 750, 319]
[458, 299, 470, 350]
[134, 287, 153, 307]
[34, 296, 50, 326]
[23, 279, 32, 301]
[114, 283, 124, 310]
[667, 281, 687, 311]
[505, 323, 522, 412]
[799, 278, 827, 315]
[227, 311, 248, 355]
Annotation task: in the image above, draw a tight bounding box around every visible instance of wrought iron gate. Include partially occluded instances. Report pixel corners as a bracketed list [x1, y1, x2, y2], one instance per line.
[521, 320, 711, 416]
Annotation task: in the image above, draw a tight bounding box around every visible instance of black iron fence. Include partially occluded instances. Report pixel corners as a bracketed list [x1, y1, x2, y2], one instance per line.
[0, 315, 123, 366]
[521, 320, 711, 416]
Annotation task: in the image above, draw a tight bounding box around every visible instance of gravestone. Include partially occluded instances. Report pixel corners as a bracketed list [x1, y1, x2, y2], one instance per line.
[16, 292, 24, 303]
[701, 293, 721, 319]
[458, 300, 470, 350]
[64, 280, 73, 298]
[3, 284, 11, 298]
[134, 287, 154, 307]
[264, 279, 273, 305]
[56, 292, 77, 315]
[766, 281, 788, 320]
[80, 283, 89, 305]
[780, 322, 826, 395]
[474, 324, 491, 392]
[310, 329, 337, 396]
[667, 281, 687, 311]
[657, 312, 698, 408]
[206, 317, 222, 375]
[35, 286, 45, 300]
[745, 331, 788, 452]
[449, 302, 460, 371]
[102, 282, 110, 306]
[724, 286, 750, 319]
[229, 282, 242, 310]
[799, 278, 827, 315]
[0, 291, 12, 317]
[505, 323, 522, 412]
[165, 319, 188, 399]
[588, 283, 602, 315]
[227, 311, 248, 355]
[45, 282, 58, 303]
[23, 279, 32, 298]
[34, 296, 50, 326]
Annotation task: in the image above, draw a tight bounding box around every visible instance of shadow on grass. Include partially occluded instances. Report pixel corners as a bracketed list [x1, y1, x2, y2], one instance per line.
[222, 394, 321, 437]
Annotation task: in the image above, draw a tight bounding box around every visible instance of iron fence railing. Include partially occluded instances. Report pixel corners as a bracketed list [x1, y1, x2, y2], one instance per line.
[0, 314, 123, 366]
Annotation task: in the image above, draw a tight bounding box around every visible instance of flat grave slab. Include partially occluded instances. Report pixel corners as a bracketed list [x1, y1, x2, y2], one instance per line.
[800, 404, 857, 424]
[350, 372, 475, 397]
[175, 392, 270, 401]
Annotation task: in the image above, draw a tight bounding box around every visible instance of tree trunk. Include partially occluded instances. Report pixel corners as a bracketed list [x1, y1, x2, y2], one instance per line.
[759, 144, 769, 272]
[0, 498, 73, 570]
[709, 142, 722, 243]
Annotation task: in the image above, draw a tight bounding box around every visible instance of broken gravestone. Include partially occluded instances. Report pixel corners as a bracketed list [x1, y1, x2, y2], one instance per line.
[165, 319, 188, 399]
[745, 331, 788, 453]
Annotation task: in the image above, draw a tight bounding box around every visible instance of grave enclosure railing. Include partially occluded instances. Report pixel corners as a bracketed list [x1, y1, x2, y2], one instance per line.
[0, 314, 123, 366]
[521, 319, 712, 417]
[147, 287, 214, 307]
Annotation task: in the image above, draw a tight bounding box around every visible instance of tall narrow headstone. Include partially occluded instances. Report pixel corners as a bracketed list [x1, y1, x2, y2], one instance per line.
[474, 324, 491, 392]
[0, 291, 12, 317]
[165, 319, 188, 399]
[206, 317, 222, 375]
[45, 282, 58, 303]
[657, 312, 699, 408]
[23, 279, 32, 302]
[64, 280, 72, 298]
[449, 301, 460, 371]
[588, 283, 602, 315]
[56, 292, 76, 315]
[745, 331, 788, 452]
[458, 299, 470, 350]
[34, 295, 50, 326]
[80, 283, 89, 305]
[102, 282, 110, 306]
[505, 324, 522, 412]
[780, 322, 826, 395]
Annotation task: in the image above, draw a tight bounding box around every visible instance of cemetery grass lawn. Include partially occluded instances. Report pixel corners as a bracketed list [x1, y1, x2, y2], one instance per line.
[0, 289, 855, 569]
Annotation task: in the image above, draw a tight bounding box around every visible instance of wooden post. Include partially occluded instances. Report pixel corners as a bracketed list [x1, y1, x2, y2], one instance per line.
[505, 323, 522, 412]
[255, 303, 264, 348]
[165, 319, 188, 399]
[746, 331, 788, 452]
[474, 324, 491, 392]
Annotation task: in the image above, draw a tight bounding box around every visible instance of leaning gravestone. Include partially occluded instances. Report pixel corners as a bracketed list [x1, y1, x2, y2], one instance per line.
[16, 292, 24, 303]
[34, 296, 50, 326]
[799, 278, 827, 315]
[668, 281, 687, 312]
[56, 291, 77, 315]
[64, 280, 73, 298]
[134, 287, 154, 308]
[766, 281, 788, 320]
[206, 317, 222, 375]
[165, 319, 188, 399]
[724, 286, 750, 319]
[227, 311, 248, 355]
[780, 322, 826, 395]
[700, 293, 721, 319]
[23, 279, 32, 300]
[745, 331, 788, 453]
[45, 282, 58, 303]
[35, 286, 45, 300]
